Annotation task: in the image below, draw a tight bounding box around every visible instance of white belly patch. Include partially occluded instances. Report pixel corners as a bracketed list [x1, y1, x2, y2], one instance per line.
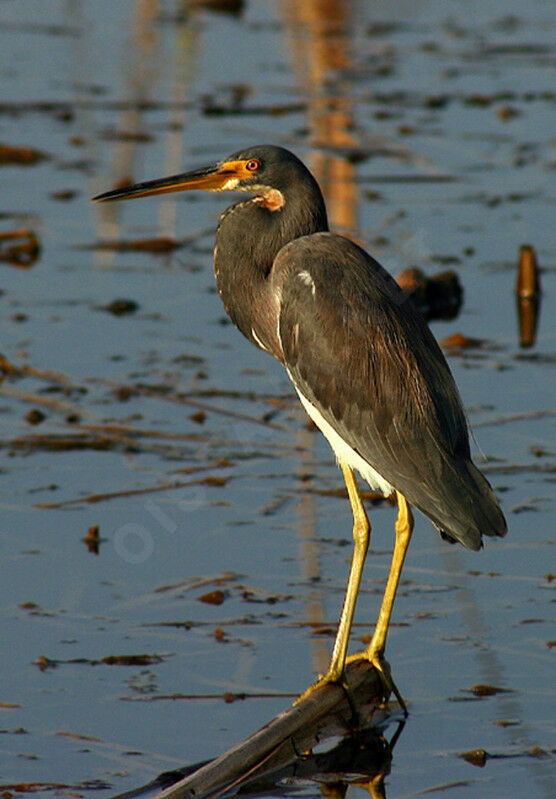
[292, 383, 394, 496]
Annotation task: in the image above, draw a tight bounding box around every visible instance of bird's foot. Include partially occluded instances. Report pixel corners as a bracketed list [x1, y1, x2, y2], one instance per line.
[293, 666, 347, 706]
[346, 649, 407, 716]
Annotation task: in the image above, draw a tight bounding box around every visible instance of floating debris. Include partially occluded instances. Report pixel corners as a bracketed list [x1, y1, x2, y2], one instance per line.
[35, 655, 57, 672]
[197, 589, 226, 605]
[49, 188, 79, 201]
[0, 142, 48, 165]
[189, 0, 245, 15]
[0, 229, 41, 267]
[0, 780, 111, 793]
[460, 748, 489, 767]
[102, 298, 139, 316]
[9, 432, 122, 453]
[396, 267, 463, 320]
[101, 654, 164, 666]
[214, 627, 228, 642]
[83, 524, 101, 554]
[471, 684, 512, 697]
[202, 101, 305, 117]
[100, 128, 155, 143]
[498, 105, 520, 121]
[202, 475, 229, 487]
[85, 236, 183, 253]
[440, 332, 487, 350]
[25, 409, 46, 425]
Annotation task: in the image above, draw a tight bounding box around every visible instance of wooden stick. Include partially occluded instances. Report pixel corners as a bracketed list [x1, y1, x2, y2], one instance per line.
[130, 660, 391, 799]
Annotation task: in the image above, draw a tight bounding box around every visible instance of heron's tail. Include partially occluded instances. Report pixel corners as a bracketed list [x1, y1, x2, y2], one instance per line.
[431, 459, 507, 551]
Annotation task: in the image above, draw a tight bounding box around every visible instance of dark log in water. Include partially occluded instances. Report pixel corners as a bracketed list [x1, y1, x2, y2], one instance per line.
[113, 659, 403, 799]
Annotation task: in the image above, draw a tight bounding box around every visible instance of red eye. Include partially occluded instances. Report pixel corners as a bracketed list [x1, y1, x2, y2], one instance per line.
[245, 159, 260, 172]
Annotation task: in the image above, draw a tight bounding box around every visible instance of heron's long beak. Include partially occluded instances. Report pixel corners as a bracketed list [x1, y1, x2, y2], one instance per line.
[93, 160, 251, 203]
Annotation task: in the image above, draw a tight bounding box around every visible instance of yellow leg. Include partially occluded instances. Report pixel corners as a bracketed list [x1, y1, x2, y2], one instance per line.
[296, 463, 370, 703]
[353, 775, 387, 799]
[347, 491, 413, 712]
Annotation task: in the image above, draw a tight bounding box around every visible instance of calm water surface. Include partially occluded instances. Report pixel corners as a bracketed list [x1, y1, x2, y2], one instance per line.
[1, 1, 554, 797]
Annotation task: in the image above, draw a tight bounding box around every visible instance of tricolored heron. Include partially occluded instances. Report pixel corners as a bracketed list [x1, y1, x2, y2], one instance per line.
[94, 145, 506, 710]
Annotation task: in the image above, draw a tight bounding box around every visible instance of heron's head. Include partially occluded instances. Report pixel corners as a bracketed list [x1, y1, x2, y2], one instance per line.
[93, 144, 326, 217]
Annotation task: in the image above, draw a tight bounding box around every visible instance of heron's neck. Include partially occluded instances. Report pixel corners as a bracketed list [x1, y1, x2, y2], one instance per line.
[213, 192, 328, 358]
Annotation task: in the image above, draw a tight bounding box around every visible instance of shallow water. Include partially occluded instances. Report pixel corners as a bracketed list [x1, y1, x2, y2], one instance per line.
[1, 1, 554, 797]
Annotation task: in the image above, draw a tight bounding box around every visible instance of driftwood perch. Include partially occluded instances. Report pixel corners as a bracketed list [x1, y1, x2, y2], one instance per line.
[114, 660, 404, 799]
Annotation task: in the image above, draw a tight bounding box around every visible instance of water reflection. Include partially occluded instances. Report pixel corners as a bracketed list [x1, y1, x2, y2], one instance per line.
[282, 0, 360, 687]
[283, 0, 357, 238]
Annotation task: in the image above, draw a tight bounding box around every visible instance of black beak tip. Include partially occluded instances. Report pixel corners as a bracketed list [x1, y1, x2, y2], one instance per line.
[92, 188, 125, 203]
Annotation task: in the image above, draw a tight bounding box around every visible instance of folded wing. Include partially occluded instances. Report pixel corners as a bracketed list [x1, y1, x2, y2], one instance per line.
[273, 232, 506, 550]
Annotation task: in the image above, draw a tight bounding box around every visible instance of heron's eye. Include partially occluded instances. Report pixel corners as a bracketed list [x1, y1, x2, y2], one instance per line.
[245, 159, 260, 172]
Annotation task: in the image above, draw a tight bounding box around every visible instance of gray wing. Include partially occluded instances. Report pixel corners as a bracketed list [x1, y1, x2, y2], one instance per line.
[273, 232, 506, 549]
